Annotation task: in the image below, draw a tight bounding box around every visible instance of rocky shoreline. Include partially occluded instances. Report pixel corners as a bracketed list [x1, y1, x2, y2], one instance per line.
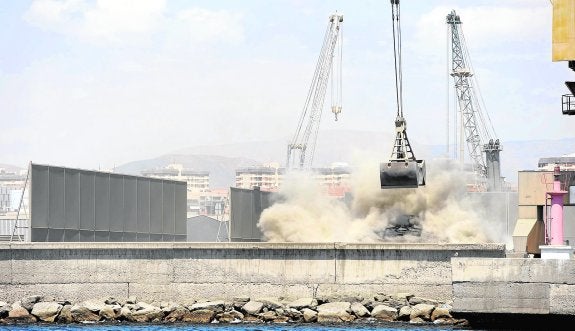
[0, 293, 468, 326]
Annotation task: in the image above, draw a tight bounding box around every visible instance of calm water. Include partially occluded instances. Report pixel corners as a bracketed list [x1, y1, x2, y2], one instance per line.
[0, 324, 464, 331]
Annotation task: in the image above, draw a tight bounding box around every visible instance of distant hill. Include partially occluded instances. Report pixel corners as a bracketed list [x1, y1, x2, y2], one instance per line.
[0, 164, 23, 173]
[115, 154, 260, 188]
[82, 130, 575, 188]
[175, 130, 398, 167]
[172, 130, 575, 186]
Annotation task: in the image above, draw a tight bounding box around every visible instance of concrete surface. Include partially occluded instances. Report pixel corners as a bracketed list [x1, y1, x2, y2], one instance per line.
[452, 258, 575, 315]
[0, 242, 504, 303]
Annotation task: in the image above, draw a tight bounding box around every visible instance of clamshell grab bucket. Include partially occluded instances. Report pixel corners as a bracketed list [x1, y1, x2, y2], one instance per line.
[380, 160, 426, 189]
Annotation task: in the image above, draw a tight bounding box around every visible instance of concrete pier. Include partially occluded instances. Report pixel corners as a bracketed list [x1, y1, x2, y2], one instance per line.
[0, 242, 504, 303]
[452, 258, 575, 314]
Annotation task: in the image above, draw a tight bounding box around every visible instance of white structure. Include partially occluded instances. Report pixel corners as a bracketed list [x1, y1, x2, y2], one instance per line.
[142, 164, 210, 192]
[235, 163, 351, 192]
[538, 154, 575, 171]
[235, 164, 283, 190]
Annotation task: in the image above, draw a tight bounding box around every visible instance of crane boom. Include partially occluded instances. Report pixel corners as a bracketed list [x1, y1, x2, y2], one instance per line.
[286, 13, 343, 170]
[447, 10, 502, 191]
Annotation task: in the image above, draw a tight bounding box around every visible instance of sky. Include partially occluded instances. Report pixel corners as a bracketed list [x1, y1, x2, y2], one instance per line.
[0, 0, 573, 170]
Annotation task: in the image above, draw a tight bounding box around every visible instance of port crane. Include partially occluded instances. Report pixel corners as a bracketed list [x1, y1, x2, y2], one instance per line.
[380, 0, 426, 189]
[286, 13, 343, 170]
[446, 10, 502, 191]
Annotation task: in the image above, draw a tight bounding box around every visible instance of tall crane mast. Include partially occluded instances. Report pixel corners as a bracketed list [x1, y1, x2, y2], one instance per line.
[286, 13, 343, 170]
[447, 10, 502, 191]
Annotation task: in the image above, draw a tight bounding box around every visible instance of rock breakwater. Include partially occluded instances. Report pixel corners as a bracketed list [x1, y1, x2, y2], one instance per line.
[0, 293, 468, 326]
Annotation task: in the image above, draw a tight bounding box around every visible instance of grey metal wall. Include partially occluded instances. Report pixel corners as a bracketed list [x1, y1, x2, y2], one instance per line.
[30, 164, 186, 242]
[564, 206, 575, 246]
[230, 187, 275, 242]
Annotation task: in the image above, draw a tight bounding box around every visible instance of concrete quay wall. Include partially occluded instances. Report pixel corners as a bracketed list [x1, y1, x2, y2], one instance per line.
[452, 258, 575, 315]
[0, 242, 504, 303]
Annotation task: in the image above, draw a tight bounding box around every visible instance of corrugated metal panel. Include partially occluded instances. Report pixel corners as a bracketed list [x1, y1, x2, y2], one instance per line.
[230, 187, 274, 242]
[29, 163, 186, 242]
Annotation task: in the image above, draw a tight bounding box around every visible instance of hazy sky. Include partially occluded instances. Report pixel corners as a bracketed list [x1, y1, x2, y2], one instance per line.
[1, 0, 572, 169]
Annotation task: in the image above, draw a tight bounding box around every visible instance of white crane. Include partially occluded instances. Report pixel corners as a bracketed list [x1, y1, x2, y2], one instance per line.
[447, 10, 502, 191]
[286, 13, 343, 170]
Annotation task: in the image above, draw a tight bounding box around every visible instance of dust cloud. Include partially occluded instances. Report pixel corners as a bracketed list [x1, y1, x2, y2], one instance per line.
[257, 157, 507, 243]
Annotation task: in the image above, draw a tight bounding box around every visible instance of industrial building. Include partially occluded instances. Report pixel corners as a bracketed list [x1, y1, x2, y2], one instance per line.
[187, 214, 229, 242]
[538, 155, 575, 171]
[513, 167, 575, 256]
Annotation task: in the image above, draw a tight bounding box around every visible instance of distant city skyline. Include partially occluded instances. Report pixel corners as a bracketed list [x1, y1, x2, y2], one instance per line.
[1, 0, 573, 170]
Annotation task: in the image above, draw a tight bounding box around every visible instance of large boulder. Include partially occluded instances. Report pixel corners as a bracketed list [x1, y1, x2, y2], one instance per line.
[351, 302, 370, 317]
[20, 295, 42, 312]
[5, 306, 37, 323]
[431, 306, 452, 321]
[82, 299, 107, 313]
[71, 305, 100, 322]
[317, 302, 352, 323]
[99, 305, 117, 320]
[301, 308, 317, 323]
[410, 303, 435, 321]
[31, 302, 63, 322]
[242, 301, 264, 315]
[0, 302, 11, 319]
[288, 298, 317, 310]
[165, 307, 189, 322]
[398, 306, 412, 321]
[259, 311, 277, 322]
[57, 305, 74, 323]
[230, 309, 244, 320]
[232, 297, 250, 310]
[130, 306, 164, 323]
[118, 307, 132, 320]
[287, 308, 303, 321]
[316, 302, 351, 314]
[189, 300, 225, 313]
[255, 298, 283, 310]
[217, 312, 238, 323]
[105, 297, 119, 305]
[182, 309, 215, 323]
[408, 296, 439, 306]
[161, 302, 180, 313]
[374, 293, 409, 310]
[371, 304, 397, 322]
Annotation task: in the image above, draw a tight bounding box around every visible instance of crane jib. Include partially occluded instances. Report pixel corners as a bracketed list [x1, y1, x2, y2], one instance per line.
[286, 13, 343, 171]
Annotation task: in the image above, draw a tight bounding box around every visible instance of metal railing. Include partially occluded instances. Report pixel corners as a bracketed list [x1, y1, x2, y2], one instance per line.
[562, 94, 575, 115]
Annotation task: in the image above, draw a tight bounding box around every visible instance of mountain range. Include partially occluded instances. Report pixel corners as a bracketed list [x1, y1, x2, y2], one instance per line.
[3, 130, 574, 188]
[121, 130, 575, 188]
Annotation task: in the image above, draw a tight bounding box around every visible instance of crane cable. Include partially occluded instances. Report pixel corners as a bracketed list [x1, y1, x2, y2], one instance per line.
[390, 0, 403, 118]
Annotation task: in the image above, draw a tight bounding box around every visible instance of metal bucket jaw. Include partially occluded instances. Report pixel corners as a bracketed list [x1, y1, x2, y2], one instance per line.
[380, 160, 426, 189]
